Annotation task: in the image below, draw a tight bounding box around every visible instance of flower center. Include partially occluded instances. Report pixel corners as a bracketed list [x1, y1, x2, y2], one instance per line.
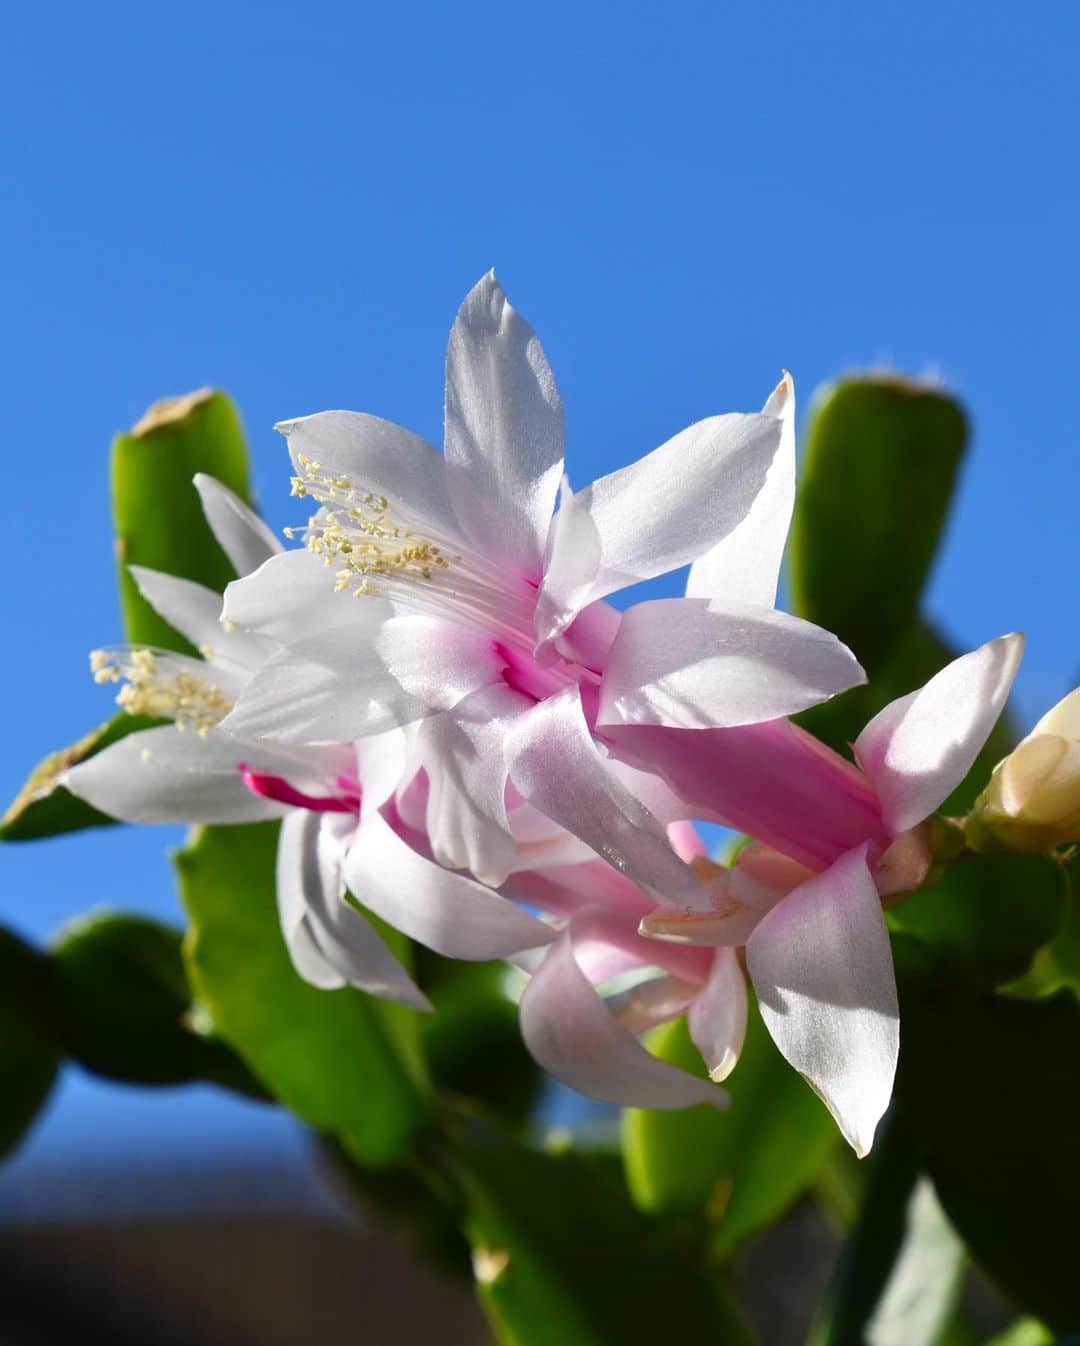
[91, 648, 233, 735]
[286, 452, 539, 650]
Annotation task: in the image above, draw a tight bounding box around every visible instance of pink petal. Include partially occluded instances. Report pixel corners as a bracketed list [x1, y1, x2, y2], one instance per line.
[854, 633, 1024, 836]
[343, 812, 555, 960]
[519, 917, 727, 1111]
[746, 844, 898, 1158]
[688, 947, 748, 1081]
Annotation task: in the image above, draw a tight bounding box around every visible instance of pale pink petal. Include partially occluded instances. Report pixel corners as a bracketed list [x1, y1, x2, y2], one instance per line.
[746, 844, 898, 1158]
[688, 948, 748, 1082]
[276, 811, 430, 1009]
[535, 406, 784, 645]
[506, 687, 706, 907]
[685, 372, 795, 606]
[343, 812, 555, 960]
[221, 614, 502, 744]
[519, 921, 727, 1110]
[854, 633, 1024, 836]
[598, 597, 865, 730]
[609, 973, 701, 1037]
[444, 271, 564, 579]
[194, 473, 282, 577]
[62, 726, 289, 825]
[413, 684, 535, 886]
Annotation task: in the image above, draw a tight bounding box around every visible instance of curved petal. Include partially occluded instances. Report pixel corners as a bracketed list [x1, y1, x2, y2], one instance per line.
[535, 405, 784, 645]
[519, 917, 727, 1110]
[223, 549, 367, 645]
[444, 271, 564, 579]
[746, 844, 898, 1158]
[506, 686, 706, 907]
[277, 410, 462, 544]
[413, 684, 535, 886]
[276, 811, 431, 1009]
[222, 614, 502, 744]
[685, 372, 795, 606]
[854, 633, 1024, 836]
[598, 597, 865, 730]
[687, 948, 748, 1082]
[353, 727, 411, 819]
[343, 812, 555, 960]
[194, 473, 282, 577]
[128, 566, 269, 672]
[62, 725, 289, 824]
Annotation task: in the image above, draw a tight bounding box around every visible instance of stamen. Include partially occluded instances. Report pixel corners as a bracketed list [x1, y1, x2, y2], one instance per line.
[291, 453, 452, 594]
[90, 648, 233, 735]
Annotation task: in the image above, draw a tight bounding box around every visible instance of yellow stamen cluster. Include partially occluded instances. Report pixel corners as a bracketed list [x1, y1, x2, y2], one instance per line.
[90, 649, 232, 735]
[286, 453, 451, 597]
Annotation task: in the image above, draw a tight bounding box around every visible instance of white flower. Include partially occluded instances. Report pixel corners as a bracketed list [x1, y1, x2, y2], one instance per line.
[219, 272, 865, 892]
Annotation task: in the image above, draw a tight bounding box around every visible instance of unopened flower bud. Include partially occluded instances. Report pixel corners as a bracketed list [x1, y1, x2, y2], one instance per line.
[967, 688, 1080, 854]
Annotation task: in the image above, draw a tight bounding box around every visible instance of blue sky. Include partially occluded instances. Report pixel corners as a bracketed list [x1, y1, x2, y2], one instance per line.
[3, 1, 1078, 1170]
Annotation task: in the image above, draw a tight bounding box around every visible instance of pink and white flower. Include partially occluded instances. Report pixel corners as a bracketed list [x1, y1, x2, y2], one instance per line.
[512, 634, 1023, 1154]
[62, 475, 569, 1012]
[219, 273, 865, 892]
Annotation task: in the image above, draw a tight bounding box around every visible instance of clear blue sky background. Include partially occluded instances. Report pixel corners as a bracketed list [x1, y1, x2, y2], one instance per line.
[3, 2, 1078, 1176]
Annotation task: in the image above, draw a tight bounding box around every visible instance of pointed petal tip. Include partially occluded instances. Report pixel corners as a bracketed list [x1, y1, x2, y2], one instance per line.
[707, 1051, 738, 1084]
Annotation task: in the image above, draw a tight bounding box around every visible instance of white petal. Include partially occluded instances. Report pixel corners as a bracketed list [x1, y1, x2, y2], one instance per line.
[223, 549, 383, 646]
[343, 812, 555, 960]
[413, 684, 534, 886]
[854, 633, 1024, 835]
[278, 410, 462, 543]
[353, 728, 411, 819]
[62, 726, 289, 824]
[687, 948, 748, 1082]
[194, 473, 282, 577]
[746, 845, 898, 1158]
[598, 597, 865, 730]
[1032, 685, 1080, 739]
[276, 811, 430, 1009]
[519, 919, 726, 1110]
[685, 372, 795, 606]
[536, 407, 784, 645]
[444, 271, 564, 579]
[128, 565, 269, 672]
[506, 687, 705, 907]
[222, 614, 501, 744]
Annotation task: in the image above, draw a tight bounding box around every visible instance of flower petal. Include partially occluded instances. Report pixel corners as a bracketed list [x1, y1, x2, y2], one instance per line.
[343, 811, 555, 960]
[685, 372, 795, 606]
[222, 614, 502, 744]
[687, 948, 748, 1082]
[128, 566, 269, 672]
[519, 915, 727, 1110]
[854, 633, 1025, 836]
[413, 684, 535, 886]
[223, 549, 365, 645]
[598, 597, 865, 730]
[194, 473, 282, 577]
[277, 410, 462, 544]
[276, 811, 431, 1009]
[444, 271, 564, 579]
[62, 726, 289, 824]
[746, 844, 898, 1158]
[506, 687, 706, 907]
[535, 405, 784, 645]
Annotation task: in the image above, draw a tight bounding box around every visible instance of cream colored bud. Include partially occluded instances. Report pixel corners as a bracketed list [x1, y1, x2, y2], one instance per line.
[967, 688, 1080, 854]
